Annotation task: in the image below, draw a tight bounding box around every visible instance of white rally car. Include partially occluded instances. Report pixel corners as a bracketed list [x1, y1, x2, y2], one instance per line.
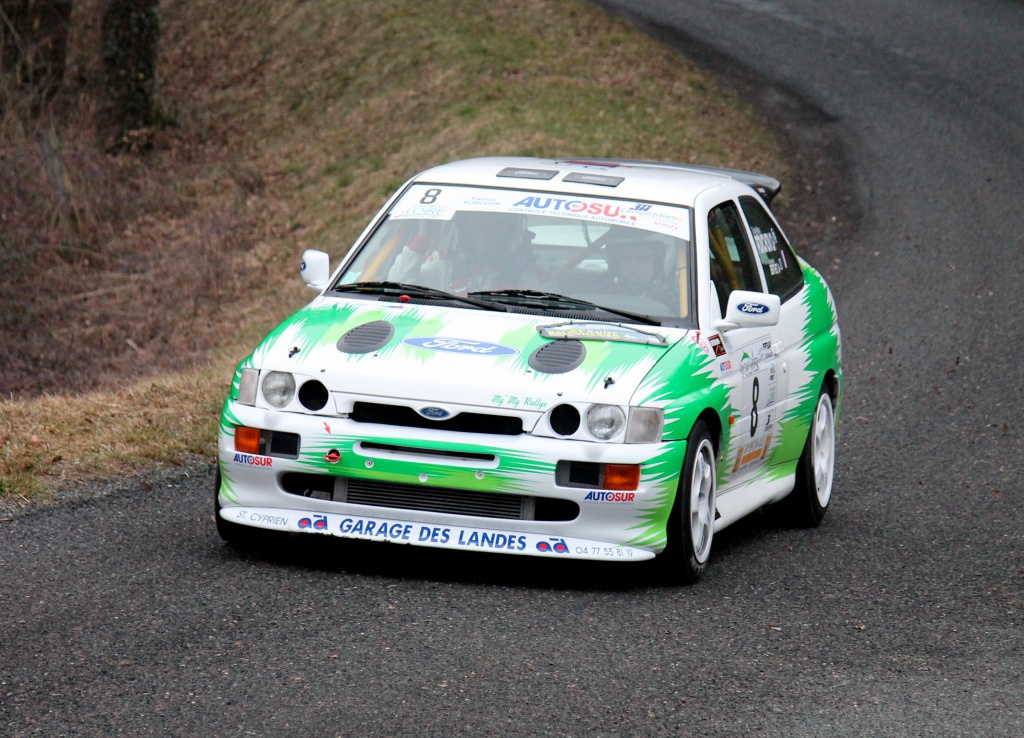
[216, 157, 841, 582]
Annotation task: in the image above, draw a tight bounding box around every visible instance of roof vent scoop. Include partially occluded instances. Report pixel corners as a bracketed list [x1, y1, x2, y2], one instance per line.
[528, 340, 586, 374]
[337, 321, 395, 354]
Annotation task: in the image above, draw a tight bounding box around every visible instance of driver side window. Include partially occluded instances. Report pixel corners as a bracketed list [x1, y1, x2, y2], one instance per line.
[708, 202, 762, 315]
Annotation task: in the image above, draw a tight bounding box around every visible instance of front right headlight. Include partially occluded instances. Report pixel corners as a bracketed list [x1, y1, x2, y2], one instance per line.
[625, 407, 664, 443]
[587, 405, 626, 440]
[262, 371, 296, 408]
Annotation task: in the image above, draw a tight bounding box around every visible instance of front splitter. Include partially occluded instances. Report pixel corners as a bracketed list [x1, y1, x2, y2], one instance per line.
[221, 506, 656, 562]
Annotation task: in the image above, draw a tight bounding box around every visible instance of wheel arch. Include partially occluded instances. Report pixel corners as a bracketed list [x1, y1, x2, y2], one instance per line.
[696, 407, 724, 455]
[823, 368, 841, 408]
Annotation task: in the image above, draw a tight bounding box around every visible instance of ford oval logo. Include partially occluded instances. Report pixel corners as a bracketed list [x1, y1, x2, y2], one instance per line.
[419, 406, 451, 420]
[739, 302, 769, 315]
[402, 337, 519, 356]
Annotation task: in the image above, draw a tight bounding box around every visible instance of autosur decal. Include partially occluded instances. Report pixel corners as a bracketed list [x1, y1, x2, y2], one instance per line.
[511, 196, 638, 221]
[233, 453, 272, 467]
[583, 491, 636, 503]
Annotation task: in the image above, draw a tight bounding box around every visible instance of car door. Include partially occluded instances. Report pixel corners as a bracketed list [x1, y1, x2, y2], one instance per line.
[737, 196, 808, 470]
[701, 199, 786, 492]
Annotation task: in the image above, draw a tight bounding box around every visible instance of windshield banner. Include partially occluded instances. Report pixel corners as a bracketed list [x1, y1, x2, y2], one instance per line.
[390, 184, 691, 240]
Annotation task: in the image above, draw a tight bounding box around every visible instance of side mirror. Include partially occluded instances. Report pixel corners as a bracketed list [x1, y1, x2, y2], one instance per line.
[301, 249, 330, 290]
[714, 290, 781, 332]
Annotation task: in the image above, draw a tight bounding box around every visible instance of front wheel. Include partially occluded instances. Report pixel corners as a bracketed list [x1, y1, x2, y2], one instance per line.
[782, 385, 836, 527]
[662, 420, 717, 584]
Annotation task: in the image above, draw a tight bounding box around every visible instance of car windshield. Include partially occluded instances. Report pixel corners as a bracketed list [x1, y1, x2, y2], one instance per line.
[335, 183, 695, 322]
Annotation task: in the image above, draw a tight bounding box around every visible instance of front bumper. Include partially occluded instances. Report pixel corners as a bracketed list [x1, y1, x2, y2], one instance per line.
[217, 399, 687, 562]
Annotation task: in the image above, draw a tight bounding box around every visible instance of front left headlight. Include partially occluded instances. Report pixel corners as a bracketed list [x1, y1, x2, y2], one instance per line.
[587, 404, 626, 440]
[625, 407, 664, 443]
[237, 368, 259, 406]
[262, 371, 296, 408]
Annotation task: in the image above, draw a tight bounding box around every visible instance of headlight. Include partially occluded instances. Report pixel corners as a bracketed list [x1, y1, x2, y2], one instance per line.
[625, 407, 664, 443]
[237, 368, 259, 406]
[262, 371, 296, 408]
[587, 405, 626, 440]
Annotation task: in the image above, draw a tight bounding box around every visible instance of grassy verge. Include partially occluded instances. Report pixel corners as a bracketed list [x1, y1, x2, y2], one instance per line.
[0, 361, 229, 500]
[0, 0, 788, 504]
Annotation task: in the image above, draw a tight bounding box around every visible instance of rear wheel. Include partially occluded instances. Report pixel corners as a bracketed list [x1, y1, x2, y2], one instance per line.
[783, 385, 836, 527]
[663, 420, 717, 584]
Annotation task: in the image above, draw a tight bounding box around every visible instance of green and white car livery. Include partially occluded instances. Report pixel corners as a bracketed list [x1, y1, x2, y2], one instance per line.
[216, 157, 841, 582]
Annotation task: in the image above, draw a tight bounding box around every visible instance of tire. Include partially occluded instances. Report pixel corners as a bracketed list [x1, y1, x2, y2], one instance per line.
[214, 467, 259, 547]
[783, 385, 836, 527]
[662, 420, 717, 584]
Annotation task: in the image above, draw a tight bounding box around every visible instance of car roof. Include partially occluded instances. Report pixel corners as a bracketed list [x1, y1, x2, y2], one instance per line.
[411, 156, 782, 205]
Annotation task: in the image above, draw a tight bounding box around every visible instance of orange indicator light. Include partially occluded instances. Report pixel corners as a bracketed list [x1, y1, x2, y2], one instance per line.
[234, 426, 262, 454]
[604, 464, 640, 491]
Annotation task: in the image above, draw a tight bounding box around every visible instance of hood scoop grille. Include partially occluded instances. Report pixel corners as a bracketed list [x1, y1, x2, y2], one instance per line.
[529, 339, 586, 374]
[337, 320, 394, 354]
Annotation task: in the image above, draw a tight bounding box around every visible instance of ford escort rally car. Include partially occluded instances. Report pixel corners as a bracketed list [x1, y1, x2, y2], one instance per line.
[216, 156, 841, 582]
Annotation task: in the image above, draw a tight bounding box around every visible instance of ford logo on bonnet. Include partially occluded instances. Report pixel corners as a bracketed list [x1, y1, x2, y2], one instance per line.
[402, 337, 518, 356]
[738, 302, 770, 315]
[418, 406, 452, 420]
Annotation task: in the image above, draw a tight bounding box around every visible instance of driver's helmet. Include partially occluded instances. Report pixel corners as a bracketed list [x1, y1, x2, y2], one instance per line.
[451, 211, 525, 258]
[605, 236, 670, 292]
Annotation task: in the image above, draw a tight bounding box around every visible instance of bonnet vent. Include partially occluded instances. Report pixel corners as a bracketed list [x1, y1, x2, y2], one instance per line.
[337, 321, 395, 354]
[528, 340, 586, 374]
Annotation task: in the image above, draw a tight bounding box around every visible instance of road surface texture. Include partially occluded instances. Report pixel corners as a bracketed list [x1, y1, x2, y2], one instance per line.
[2, 1, 1021, 735]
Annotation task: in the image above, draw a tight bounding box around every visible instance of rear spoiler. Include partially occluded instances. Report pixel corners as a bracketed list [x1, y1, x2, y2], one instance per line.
[673, 163, 782, 205]
[561, 158, 783, 205]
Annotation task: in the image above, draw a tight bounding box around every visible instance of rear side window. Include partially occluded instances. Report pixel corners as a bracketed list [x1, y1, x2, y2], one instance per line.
[740, 197, 804, 301]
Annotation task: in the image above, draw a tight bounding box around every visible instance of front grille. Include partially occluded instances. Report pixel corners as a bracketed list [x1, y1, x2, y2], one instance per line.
[359, 442, 496, 463]
[346, 478, 525, 519]
[279, 473, 579, 521]
[281, 472, 333, 500]
[350, 401, 522, 435]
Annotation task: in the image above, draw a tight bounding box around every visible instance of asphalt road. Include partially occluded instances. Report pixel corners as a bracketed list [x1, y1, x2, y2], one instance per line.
[3, 1, 1022, 735]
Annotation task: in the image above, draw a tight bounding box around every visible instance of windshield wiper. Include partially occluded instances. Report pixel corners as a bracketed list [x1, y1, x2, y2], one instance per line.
[333, 281, 506, 312]
[469, 289, 661, 326]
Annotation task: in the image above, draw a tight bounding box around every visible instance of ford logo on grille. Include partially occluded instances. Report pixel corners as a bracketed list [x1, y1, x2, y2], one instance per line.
[402, 337, 518, 356]
[739, 302, 770, 315]
[419, 406, 451, 420]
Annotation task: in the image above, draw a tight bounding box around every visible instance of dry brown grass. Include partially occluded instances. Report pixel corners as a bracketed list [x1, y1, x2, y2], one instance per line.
[0, 0, 790, 502]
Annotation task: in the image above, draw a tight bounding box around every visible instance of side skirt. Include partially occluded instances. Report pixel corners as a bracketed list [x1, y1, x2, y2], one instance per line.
[714, 470, 796, 533]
